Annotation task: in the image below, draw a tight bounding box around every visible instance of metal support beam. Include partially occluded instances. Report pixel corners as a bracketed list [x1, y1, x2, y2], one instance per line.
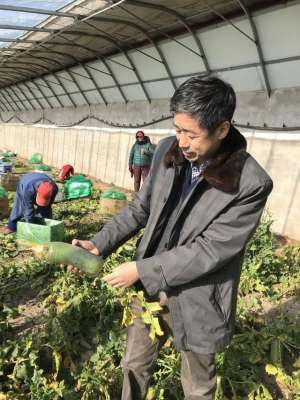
[7, 86, 28, 110]
[0, 0, 126, 71]
[64, 69, 90, 106]
[52, 73, 77, 107]
[124, 0, 211, 72]
[202, 0, 256, 43]
[16, 84, 36, 110]
[0, 91, 13, 111]
[236, 0, 271, 97]
[59, 33, 128, 103]
[0, 95, 8, 112]
[1, 52, 295, 107]
[54, 36, 107, 105]
[0, 12, 176, 96]
[0, 66, 40, 80]
[2, 88, 19, 111]
[29, 81, 53, 109]
[23, 81, 44, 109]
[38, 45, 113, 77]
[1, 41, 117, 104]
[0, 37, 87, 46]
[85, 21, 151, 102]
[4, 61, 53, 74]
[0, 48, 117, 77]
[0, 90, 12, 111]
[0, 4, 78, 18]
[0, 23, 128, 39]
[39, 77, 64, 108]
[91, 15, 177, 90]
[74, 65, 107, 105]
[4, 57, 62, 71]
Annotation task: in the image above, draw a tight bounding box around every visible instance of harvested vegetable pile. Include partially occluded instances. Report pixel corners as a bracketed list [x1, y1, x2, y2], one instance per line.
[0, 190, 299, 399]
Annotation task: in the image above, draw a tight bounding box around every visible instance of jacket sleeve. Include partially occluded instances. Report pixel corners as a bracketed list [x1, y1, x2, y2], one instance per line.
[23, 189, 35, 222]
[136, 178, 273, 297]
[91, 167, 153, 257]
[129, 144, 135, 166]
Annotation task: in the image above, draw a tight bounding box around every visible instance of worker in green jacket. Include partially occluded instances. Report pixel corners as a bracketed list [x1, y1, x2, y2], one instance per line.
[129, 131, 156, 191]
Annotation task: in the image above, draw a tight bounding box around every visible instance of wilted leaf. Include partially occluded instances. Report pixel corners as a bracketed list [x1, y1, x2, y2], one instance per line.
[265, 364, 278, 375]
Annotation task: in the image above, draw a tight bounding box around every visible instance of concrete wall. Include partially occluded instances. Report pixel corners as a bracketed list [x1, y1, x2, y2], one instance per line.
[2, 86, 300, 129]
[0, 123, 167, 194]
[0, 123, 299, 240]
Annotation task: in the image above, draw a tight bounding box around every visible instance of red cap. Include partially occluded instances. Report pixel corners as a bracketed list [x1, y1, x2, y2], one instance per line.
[58, 164, 74, 180]
[136, 130, 145, 138]
[36, 181, 54, 207]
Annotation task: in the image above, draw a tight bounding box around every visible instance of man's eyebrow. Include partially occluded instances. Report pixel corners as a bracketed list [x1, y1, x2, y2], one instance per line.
[173, 123, 199, 135]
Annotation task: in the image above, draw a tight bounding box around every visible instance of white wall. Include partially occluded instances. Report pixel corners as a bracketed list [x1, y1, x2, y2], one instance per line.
[1, 123, 299, 240]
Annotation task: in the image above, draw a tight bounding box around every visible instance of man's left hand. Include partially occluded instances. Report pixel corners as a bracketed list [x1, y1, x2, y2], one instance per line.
[102, 262, 139, 288]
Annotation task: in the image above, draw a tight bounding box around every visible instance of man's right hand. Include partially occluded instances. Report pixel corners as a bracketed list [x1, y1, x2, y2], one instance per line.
[67, 239, 100, 273]
[71, 239, 100, 255]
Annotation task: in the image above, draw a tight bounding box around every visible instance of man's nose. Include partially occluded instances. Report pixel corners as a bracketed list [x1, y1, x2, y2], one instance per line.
[178, 133, 189, 148]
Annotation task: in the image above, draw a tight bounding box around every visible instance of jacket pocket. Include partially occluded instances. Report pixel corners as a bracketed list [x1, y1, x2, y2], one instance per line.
[211, 285, 228, 325]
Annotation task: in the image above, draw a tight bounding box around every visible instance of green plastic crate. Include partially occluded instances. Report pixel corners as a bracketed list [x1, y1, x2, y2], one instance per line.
[63, 175, 92, 200]
[16, 218, 64, 244]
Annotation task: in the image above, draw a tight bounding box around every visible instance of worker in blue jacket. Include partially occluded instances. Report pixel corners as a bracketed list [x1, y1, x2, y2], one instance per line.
[4, 172, 58, 234]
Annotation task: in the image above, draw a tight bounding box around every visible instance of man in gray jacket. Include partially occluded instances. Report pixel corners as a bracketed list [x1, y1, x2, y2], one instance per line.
[73, 76, 273, 399]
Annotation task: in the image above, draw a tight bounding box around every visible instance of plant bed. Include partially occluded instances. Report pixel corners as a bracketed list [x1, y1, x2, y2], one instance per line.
[1, 192, 299, 399]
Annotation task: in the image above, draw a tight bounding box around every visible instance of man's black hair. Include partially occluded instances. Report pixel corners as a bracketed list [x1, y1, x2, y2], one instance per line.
[170, 75, 236, 135]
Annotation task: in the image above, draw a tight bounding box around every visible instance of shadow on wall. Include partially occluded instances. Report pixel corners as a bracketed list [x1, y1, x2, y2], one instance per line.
[282, 166, 300, 236]
[245, 134, 300, 240]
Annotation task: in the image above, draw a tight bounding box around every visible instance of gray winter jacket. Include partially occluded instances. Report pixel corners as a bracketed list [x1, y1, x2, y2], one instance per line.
[92, 126, 273, 354]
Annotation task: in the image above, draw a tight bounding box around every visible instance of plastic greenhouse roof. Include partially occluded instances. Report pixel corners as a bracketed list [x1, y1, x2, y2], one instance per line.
[0, 0, 299, 114]
[0, 1, 77, 48]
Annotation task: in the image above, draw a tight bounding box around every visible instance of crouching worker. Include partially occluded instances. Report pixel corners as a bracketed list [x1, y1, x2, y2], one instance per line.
[4, 172, 58, 234]
[58, 164, 74, 182]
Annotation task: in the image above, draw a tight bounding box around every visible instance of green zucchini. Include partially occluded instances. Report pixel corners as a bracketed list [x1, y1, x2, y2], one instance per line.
[33, 242, 104, 276]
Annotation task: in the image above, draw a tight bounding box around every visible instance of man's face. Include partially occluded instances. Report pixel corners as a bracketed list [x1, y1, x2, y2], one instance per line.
[174, 113, 228, 163]
[137, 136, 144, 142]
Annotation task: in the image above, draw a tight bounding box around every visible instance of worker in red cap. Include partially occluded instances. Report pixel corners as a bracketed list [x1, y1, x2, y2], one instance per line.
[128, 131, 156, 191]
[58, 164, 74, 182]
[3, 172, 58, 234]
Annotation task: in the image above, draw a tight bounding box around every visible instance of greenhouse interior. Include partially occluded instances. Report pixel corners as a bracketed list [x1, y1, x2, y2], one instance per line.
[0, 1, 299, 399]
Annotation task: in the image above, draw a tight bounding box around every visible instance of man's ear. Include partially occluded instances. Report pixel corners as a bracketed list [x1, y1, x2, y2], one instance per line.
[216, 121, 231, 140]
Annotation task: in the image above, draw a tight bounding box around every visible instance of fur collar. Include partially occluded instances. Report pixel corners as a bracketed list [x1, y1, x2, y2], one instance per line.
[164, 125, 248, 193]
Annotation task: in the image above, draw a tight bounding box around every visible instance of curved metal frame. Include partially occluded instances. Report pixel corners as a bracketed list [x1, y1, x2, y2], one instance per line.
[236, 0, 271, 96]
[0, 66, 40, 80]
[16, 84, 36, 109]
[29, 80, 53, 109]
[1, 49, 98, 107]
[91, 15, 177, 90]
[58, 33, 127, 103]
[39, 76, 64, 108]
[2, 88, 18, 111]
[0, 12, 178, 96]
[0, 96, 8, 111]
[7, 86, 28, 110]
[124, 0, 211, 72]
[23, 81, 47, 109]
[0, 4, 78, 19]
[0, 0, 290, 110]
[0, 23, 128, 39]
[55, 35, 108, 105]
[85, 20, 151, 102]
